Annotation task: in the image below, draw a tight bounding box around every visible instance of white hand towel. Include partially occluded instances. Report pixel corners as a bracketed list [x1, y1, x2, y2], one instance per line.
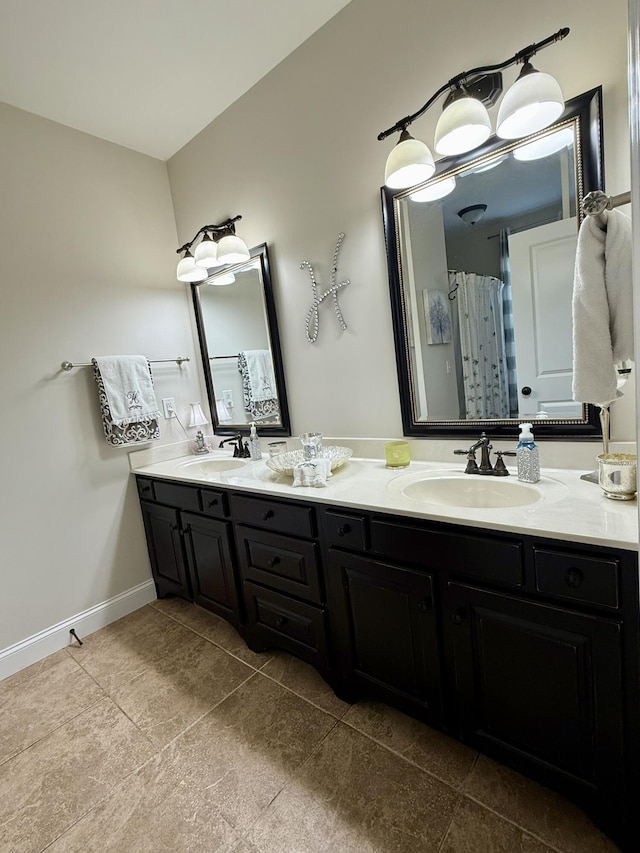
[292, 458, 332, 487]
[240, 350, 276, 402]
[572, 209, 633, 404]
[93, 355, 161, 426]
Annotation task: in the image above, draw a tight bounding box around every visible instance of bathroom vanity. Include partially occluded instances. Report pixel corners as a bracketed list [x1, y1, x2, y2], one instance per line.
[132, 450, 639, 851]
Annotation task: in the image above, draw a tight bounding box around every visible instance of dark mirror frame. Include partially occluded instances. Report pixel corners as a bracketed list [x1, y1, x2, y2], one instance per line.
[381, 87, 604, 440]
[191, 243, 291, 437]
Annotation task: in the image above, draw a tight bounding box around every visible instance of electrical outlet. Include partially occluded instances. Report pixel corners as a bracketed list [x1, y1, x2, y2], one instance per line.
[162, 397, 176, 419]
[222, 389, 234, 409]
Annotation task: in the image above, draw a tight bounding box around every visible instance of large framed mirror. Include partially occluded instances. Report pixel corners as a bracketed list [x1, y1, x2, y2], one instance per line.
[382, 87, 604, 439]
[191, 243, 291, 436]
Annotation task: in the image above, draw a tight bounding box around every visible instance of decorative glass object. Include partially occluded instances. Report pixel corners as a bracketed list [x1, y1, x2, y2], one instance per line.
[266, 446, 352, 476]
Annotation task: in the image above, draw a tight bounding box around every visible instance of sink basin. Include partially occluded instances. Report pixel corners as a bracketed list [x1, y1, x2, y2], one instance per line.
[178, 458, 247, 474]
[388, 472, 542, 508]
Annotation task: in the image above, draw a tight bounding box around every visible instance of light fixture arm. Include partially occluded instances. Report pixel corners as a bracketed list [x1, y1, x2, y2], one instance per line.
[176, 214, 243, 255]
[377, 27, 569, 142]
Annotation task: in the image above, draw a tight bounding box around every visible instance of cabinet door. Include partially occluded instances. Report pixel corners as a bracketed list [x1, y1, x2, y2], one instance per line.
[448, 582, 624, 808]
[182, 512, 239, 623]
[140, 501, 191, 600]
[328, 550, 442, 722]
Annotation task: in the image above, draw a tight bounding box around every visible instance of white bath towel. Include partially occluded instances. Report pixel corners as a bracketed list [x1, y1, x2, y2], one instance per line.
[93, 355, 161, 426]
[572, 209, 633, 404]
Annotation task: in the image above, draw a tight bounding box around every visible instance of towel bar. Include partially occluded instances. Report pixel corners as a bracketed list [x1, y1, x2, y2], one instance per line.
[61, 357, 190, 371]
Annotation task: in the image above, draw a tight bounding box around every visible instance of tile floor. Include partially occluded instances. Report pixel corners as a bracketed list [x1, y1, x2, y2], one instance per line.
[0, 599, 622, 852]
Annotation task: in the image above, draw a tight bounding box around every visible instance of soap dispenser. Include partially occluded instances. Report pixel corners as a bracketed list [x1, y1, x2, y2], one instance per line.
[248, 422, 262, 460]
[516, 423, 540, 483]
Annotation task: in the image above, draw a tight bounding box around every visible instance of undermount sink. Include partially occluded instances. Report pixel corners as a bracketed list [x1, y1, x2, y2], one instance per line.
[387, 472, 543, 508]
[178, 457, 247, 474]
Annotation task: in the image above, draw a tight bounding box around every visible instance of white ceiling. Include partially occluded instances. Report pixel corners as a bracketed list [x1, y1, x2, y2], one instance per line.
[0, 0, 352, 160]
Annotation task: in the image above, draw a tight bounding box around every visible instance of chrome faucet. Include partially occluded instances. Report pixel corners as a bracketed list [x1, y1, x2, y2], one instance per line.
[454, 432, 515, 476]
[219, 434, 250, 458]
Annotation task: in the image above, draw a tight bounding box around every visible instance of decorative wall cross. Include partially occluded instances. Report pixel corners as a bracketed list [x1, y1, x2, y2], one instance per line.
[300, 232, 350, 343]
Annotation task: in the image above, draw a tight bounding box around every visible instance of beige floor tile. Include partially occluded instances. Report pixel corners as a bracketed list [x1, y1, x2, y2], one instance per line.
[0, 648, 69, 696]
[260, 650, 350, 718]
[343, 700, 477, 788]
[0, 698, 155, 853]
[166, 672, 336, 833]
[46, 751, 240, 852]
[246, 721, 459, 853]
[0, 651, 104, 764]
[440, 797, 557, 852]
[111, 634, 254, 746]
[67, 603, 200, 692]
[464, 755, 621, 853]
[151, 597, 271, 668]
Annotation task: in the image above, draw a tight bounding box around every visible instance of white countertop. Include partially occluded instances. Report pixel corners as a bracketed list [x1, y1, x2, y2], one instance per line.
[130, 448, 639, 551]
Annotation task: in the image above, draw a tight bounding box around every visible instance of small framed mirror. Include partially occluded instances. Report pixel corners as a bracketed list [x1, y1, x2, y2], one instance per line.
[381, 87, 604, 438]
[191, 243, 291, 436]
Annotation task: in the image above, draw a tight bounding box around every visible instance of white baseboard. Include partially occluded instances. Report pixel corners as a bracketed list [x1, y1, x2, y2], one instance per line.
[0, 580, 157, 682]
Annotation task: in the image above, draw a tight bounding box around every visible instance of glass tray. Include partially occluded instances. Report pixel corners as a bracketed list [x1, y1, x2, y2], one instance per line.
[265, 445, 352, 476]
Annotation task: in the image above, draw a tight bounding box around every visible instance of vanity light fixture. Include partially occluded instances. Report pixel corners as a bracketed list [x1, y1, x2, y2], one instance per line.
[379, 27, 569, 189]
[513, 126, 574, 161]
[410, 175, 457, 203]
[176, 215, 250, 281]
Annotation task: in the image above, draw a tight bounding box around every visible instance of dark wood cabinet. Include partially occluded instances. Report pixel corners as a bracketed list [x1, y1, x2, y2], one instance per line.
[448, 581, 624, 817]
[139, 500, 192, 600]
[182, 511, 239, 624]
[328, 549, 442, 722]
[135, 473, 640, 851]
[230, 492, 329, 669]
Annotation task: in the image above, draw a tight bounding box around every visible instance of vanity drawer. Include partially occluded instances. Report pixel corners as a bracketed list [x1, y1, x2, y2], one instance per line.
[153, 480, 201, 512]
[231, 494, 316, 538]
[199, 487, 229, 519]
[371, 519, 523, 587]
[136, 477, 155, 502]
[322, 509, 369, 551]
[533, 548, 619, 610]
[244, 580, 328, 666]
[236, 525, 322, 603]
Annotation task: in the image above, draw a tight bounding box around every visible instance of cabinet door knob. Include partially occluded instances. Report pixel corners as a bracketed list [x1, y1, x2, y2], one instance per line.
[208, 498, 218, 507]
[275, 616, 288, 629]
[417, 598, 431, 612]
[337, 524, 351, 537]
[268, 556, 281, 569]
[565, 569, 583, 588]
[140, 486, 151, 495]
[451, 608, 465, 625]
[263, 510, 274, 521]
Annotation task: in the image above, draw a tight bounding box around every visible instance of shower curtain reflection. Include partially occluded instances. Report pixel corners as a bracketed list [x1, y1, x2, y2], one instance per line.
[449, 271, 510, 419]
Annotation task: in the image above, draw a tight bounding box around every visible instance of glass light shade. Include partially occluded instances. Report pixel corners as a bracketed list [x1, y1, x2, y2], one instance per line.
[496, 68, 564, 139]
[434, 97, 491, 156]
[177, 252, 207, 282]
[384, 132, 435, 189]
[410, 176, 456, 202]
[513, 127, 574, 161]
[216, 234, 250, 264]
[194, 236, 222, 268]
[208, 271, 236, 286]
[189, 401, 209, 428]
